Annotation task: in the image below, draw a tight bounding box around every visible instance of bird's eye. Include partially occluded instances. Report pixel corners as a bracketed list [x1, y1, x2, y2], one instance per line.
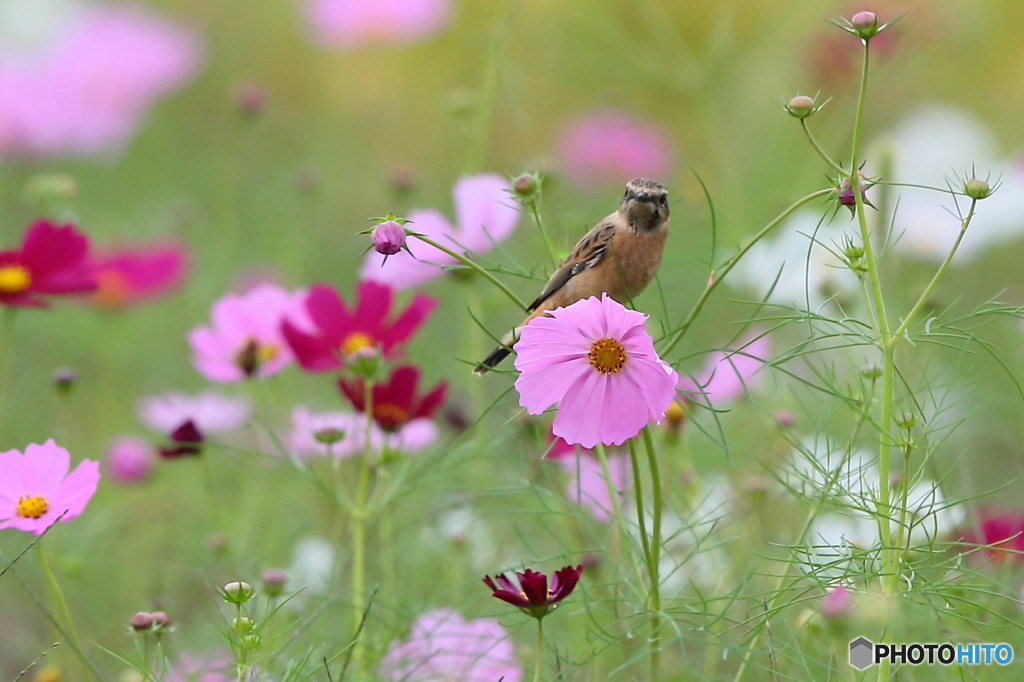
[659, 194, 668, 206]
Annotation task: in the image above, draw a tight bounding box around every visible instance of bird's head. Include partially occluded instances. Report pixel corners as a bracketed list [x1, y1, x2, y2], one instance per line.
[620, 178, 669, 230]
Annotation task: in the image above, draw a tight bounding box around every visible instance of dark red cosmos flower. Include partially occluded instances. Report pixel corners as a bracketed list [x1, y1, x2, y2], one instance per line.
[960, 510, 1024, 561]
[158, 420, 204, 458]
[89, 242, 187, 308]
[483, 565, 584, 619]
[281, 281, 436, 372]
[0, 220, 96, 306]
[339, 365, 446, 432]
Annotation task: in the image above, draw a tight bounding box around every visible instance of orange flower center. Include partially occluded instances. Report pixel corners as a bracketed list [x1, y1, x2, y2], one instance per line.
[374, 402, 408, 427]
[235, 337, 279, 376]
[93, 269, 131, 308]
[588, 338, 627, 374]
[16, 494, 48, 519]
[0, 264, 31, 295]
[341, 332, 374, 357]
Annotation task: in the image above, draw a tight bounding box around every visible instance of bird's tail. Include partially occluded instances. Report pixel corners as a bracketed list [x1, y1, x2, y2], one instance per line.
[473, 329, 519, 375]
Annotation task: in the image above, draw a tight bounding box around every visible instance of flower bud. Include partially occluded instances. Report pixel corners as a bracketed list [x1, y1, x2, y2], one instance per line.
[232, 616, 255, 634]
[786, 95, 817, 119]
[861, 363, 882, 380]
[313, 428, 346, 445]
[838, 172, 870, 209]
[51, 367, 77, 395]
[775, 411, 795, 428]
[664, 399, 686, 433]
[151, 611, 170, 628]
[130, 611, 154, 631]
[260, 569, 287, 598]
[964, 178, 992, 200]
[896, 412, 916, 429]
[371, 220, 406, 256]
[235, 82, 266, 118]
[850, 11, 879, 39]
[821, 585, 852, 620]
[223, 581, 255, 604]
[242, 634, 262, 649]
[389, 165, 417, 195]
[511, 173, 542, 203]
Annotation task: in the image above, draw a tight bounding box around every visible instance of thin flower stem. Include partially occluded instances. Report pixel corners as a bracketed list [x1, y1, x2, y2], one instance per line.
[627, 439, 655, 587]
[0, 307, 17, 438]
[800, 119, 846, 175]
[36, 543, 94, 682]
[350, 379, 375, 678]
[594, 443, 647, 592]
[409, 234, 527, 310]
[641, 427, 662, 682]
[527, 197, 559, 269]
[532, 617, 544, 682]
[462, 1, 511, 174]
[660, 188, 835, 357]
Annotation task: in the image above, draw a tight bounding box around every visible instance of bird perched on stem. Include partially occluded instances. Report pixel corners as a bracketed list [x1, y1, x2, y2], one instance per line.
[474, 178, 670, 374]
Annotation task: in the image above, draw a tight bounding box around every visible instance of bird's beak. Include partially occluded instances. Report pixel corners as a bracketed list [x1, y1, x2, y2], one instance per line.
[635, 192, 649, 202]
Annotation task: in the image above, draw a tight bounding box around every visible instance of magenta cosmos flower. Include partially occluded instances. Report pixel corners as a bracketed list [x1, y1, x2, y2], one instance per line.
[89, 241, 187, 308]
[556, 110, 674, 189]
[339, 365, 446, 432]
[547, 437, 630, 523]
[0, 440, 100, 535]
[282, 281, 435, 372]
[0, 219, 96, 306]
[960, 510, 1024, 562]
[189, 284, 310, 382]
[302, 0, 451, 50]
[360, 174, 520, 289]
[484, 565, 584, 620]
[514, 294, 678, 448]
[0, 1, 201, 157]
[676, 334, 770, 407]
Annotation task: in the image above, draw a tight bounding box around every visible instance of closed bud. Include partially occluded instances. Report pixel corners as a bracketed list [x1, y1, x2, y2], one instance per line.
[235, 82, 266, 118]
[786, 95, 817, 119]
[775, 411, 795, 428]
[512, 173, 540, 201]
[242, 634, 262, 649]
[861, 363, 882, 380]
[130, 611, 154, 631]
[664, 399, 686, 433]
[260, 569, 287, 598]
[821, 585, 852, 620]
[313, 428, 346, 445]
[896, 412, 916, 429]
[850, 11, 879, 39]
[964, 178, 992, 200]
[232, 616, 255, 634]
[51, 367, 77, 395]
[371, 220, 406, 256]
[151, 611, 170, 628]
[223, 581, 255, 604]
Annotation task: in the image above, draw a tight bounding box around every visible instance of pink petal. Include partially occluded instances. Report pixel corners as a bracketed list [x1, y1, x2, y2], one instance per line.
[48, 459, 100, 522]
[21, 441, 70, 498]
[453, 174, 520, 252]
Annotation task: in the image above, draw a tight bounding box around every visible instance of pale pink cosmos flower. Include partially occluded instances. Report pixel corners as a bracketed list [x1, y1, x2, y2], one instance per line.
[0, 0, 202, 157]
[514, 294, 678, 448]
[290, 407, 438, 458]
[302, 0, 451, 50]
[189, 284, 310, 382]
[138, 391, 251, 435]
[380, 608, 522, 682]
[105, 435, 153, 483]
[556, 110, 674, 188]
[0, 439, 100, 534]
[677, 335, 770, 407]
[170, 651, 231, 682]
[548, 438, 631, 523]
[361, 174, 520, 289]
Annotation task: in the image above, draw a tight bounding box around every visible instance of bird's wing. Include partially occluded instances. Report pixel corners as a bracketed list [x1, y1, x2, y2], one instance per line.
[526, 220, 616, 312]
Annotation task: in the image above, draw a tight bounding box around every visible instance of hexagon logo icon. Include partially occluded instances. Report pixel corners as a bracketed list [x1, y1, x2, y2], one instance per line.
[849, 637, 874, 670]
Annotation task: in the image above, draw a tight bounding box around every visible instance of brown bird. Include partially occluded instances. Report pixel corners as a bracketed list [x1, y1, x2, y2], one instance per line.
[474, 177, 670, 374]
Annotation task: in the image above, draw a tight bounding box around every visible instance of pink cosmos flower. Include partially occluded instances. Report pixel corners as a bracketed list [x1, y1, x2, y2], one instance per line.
[89, 241, 187, 308]
[302, 0, 451, 50]
[0, 2, 201, 157]
[0, 439, 100, 535]
[189, 284, 310, 382]
[379, 608, 522, 682]
[105, 435, 153, 483]
[960, 510, 1024, 562]
[291, 406, 438, 458]
[676, 335, 770, 407]
[282, 281, 435, 372]
[514, 294, 678, 448]
[0, 219, 96, 306]
[360, 174, 520, 289]
[170, 651, 231, 682]
[138, 390, 251, 435]
[821, 584, 851, 620]
[548, 438, 631, 523]
[556, 110, 673, 189]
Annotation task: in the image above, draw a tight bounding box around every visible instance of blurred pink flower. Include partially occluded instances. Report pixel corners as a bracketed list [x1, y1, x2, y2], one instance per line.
[89, 241, 187, 308]
[548, 438, 630, 523]
[291, 406, 438, 458]
[171, 651, 231, 682]
[189, 284, 309, 382]
[361, 174, 520, 289]
[0, 2, 202, 157]
[138, 390, 251, 435]
[380, 608, 522, 682]
[302, 0, 451, 49]
[676, 335, 770, 406]
[105, 435, 153, 483]
[514, 294, 678, 448]
[0, 439, 100, 535]
[821, 584, 851, 620]
[556, 110, 673, 188]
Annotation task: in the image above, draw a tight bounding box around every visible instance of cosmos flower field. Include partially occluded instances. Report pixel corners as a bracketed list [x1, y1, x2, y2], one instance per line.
[3, 1, 1024, 681]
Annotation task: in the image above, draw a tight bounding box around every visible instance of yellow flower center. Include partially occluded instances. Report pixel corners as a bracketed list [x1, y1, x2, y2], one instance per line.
[16, 494, 48, 519]
[236, 338, 279, 377]
[0, 264, 31, 295]
[92, 269, 131, 308]
[341, 332, 374, 356]
[588, 338, 627, 374]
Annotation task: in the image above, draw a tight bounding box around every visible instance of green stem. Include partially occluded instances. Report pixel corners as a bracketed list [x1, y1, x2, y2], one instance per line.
[462, 1, 511, 174]
[594, 444, 647, 591]
[627, 439, 654, 587]
[37, 543, 94, 682]
[0, 307, 17, 440]
[800, 119, 846, 174]
[350, 379, 375, 677]
[641, 427, 662, 681]
[532, 617, 544, 682]
[527, 197, 558, 268]
[409, 233, 527, 310]
[660, 188, 834, 356]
